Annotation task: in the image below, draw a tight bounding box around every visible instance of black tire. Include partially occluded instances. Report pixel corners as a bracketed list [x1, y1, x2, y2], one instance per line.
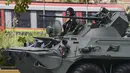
[72, 63, 103, 73]
[113, 64, 130, 73]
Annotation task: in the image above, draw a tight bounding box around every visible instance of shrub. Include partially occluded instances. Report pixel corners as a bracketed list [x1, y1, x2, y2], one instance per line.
[0, 29, 48, 66]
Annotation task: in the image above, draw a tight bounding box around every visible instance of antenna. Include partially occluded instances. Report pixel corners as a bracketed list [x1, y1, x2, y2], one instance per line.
[43, 0, 46, 28]
[43, 0, 45, 16]
[86, 0, 88, 25]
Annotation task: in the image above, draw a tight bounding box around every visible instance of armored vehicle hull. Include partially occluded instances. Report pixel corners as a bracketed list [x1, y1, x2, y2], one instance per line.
[3, 36, 130, 73]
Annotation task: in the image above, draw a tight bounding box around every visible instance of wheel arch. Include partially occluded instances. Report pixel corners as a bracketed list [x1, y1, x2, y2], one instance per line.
[66, 58, 103, 73]
[66, 58, 130, 73]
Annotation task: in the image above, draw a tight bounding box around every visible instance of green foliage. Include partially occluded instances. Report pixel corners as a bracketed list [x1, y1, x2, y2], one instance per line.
[0, 32, 3, 49]
[5, 0, 32, 12]
[0, 30, 48, 49]
[0, 30, 48, 66]
[0, 29, 48, 66]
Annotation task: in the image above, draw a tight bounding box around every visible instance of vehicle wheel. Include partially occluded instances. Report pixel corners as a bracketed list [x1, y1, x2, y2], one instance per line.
[113, 64, 130, 73]
[72, 63, 103, 73]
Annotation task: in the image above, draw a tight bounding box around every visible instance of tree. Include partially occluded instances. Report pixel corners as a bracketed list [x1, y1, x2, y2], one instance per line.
[5, 0, 32, 12]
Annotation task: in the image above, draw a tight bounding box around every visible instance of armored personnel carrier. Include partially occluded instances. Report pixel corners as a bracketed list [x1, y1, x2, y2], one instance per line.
[2, 7, 130, 73]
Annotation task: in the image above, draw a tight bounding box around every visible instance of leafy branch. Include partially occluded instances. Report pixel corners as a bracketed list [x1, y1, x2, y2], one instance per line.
[5, 0, 32, 12]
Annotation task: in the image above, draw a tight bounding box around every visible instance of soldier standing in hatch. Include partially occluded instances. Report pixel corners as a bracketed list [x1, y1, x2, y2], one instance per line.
[60, 7, 78, 36]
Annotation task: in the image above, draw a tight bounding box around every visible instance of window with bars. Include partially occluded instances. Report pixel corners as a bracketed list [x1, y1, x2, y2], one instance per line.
[11, 11, 31, 28]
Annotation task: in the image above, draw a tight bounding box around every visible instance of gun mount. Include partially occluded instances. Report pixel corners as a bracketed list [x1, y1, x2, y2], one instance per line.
[2, 7, 130, 73]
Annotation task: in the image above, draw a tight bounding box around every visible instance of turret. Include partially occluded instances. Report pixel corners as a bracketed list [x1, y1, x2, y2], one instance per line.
[40, 7, 129, 37]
